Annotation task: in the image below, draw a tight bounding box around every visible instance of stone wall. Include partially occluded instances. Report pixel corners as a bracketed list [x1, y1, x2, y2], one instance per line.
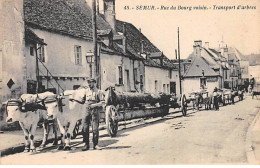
[0, 0, 26, 129]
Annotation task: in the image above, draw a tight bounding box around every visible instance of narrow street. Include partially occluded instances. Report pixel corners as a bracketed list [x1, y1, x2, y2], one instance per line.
[1, 96, 259, 165]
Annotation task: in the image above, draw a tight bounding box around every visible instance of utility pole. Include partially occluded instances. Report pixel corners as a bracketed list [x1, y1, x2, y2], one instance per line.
[97, 0, 99, 15]
[177, 27, 182, 95]
[92, 0, 99, 87]
[35, 44, 39, 93]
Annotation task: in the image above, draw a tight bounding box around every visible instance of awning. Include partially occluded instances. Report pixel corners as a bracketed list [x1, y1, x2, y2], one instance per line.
[25, 28, 47, 45]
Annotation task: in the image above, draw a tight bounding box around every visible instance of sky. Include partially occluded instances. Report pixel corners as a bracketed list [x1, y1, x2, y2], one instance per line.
[93, 0, 260, 59]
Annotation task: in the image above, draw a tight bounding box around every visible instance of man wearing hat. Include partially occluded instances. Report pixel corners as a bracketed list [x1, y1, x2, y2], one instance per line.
[213, 87, 219, 110]
[82, 78, 104, 151]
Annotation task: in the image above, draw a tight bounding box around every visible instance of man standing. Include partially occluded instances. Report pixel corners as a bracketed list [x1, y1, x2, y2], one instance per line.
[213, 87, 219, 111]
[249, 75, 255, 92]
[82, 78, 104, 151]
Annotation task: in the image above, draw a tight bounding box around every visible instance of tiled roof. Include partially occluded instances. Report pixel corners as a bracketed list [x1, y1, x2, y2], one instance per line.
[97, 29, 112, 36]
[113, 35, 124, 40]
[115, 20, 160, 54]
[208, 48, 226, 60]
[24, 0, 111, 40]
[114, 19, 176, 69]
[227, 47, 239, 61]
[169, 59, 186, 63]
[24, 0, 176, 66]
[188, 48, 220, 70]
[144, 57, 178, 70]
[183, 56, 219, 78]
[149, 52, 163, 58]
[234, 48, 249, 61]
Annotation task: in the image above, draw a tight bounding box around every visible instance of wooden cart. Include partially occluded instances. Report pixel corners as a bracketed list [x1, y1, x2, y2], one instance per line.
[104, 87, 171, 137]
[72, 88, 172, 138]
[169, 94, 188, 116]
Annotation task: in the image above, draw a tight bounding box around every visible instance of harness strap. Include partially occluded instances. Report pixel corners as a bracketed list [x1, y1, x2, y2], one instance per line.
[69, 98, 85, 104]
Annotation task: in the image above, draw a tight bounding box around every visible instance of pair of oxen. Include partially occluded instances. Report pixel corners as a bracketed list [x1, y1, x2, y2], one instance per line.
[5, 88, 108, 153]
[189, 91, 214, 110]
[188, 89, 244, 111]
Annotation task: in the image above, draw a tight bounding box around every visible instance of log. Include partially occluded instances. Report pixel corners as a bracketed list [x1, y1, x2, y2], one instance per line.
[107, 90, 170, 107]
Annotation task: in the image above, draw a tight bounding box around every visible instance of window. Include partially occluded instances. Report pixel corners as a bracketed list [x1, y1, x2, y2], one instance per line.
[200, 78, 206, 89]
[155, 80, 158, 93]
[38, 45, 45, 62]
[168, 70, 172, 79]
[167, 84, 169, 94]
[74, 45, 82, 65]
[118, 66, 123, 85]
[140, 75, 144, 92]
[134, 68, 138, 83]
[163, 84, 166, 93]
[30, 46, 34, 56]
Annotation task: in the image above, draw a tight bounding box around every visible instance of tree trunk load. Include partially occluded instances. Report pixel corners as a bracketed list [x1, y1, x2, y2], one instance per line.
[105, 87, 170, 107]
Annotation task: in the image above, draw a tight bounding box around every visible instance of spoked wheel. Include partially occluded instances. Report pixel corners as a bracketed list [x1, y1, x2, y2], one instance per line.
[180, 94, 187, 116]
[106, 105, 119, 137]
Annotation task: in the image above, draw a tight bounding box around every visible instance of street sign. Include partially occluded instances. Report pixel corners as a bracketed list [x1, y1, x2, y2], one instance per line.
[7, 78, 14, 89]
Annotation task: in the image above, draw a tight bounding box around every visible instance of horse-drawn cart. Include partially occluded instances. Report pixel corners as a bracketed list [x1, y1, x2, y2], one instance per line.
[186, 90, 212, 110]
[169, 94, 188, 116]
[104, 87, 171, 137]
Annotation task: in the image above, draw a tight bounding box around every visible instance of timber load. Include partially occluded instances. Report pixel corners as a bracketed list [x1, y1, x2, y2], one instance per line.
[104, 87, 171, 137]
[105, 87, 170, 108]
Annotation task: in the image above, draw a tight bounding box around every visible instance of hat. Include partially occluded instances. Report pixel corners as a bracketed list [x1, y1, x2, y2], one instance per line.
[87, 78, 96, 83]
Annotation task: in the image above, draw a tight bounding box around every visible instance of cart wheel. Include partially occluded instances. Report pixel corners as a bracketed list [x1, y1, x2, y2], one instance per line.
[72, 120, 80, 139]
[106, 105, 118, 137]
[181, 94, 187, 116]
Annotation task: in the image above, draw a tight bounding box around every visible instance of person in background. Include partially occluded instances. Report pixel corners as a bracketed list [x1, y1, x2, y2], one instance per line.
[249, 75, 255, 93]
[213, 87, 219, 111]
[244, 79, 249, 93]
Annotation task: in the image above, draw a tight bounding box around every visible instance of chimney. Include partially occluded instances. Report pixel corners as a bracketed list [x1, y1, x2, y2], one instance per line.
[193, 40, 202, 57]
[205, 42, 209, 49]
[139, 28, 141, 33]
[160, 52, 163, 66]
[103, 0, 116, 31]
[122, 23, 127, 54]
[194, 40, 202, 47]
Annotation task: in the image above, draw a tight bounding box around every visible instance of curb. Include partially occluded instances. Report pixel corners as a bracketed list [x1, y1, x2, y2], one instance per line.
[245, 107, 260, 164]
[0, 138, 57, 157]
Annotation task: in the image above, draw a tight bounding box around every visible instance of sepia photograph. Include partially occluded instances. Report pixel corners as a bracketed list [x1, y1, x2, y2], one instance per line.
[0, 0, 260, 165]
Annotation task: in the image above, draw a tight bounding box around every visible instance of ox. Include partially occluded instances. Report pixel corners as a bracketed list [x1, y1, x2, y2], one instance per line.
[5, 92, 58, 153]
[42, 89, 88, 150]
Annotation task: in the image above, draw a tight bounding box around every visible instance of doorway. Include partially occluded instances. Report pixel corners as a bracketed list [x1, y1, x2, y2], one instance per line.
[170, 82, 176, 94]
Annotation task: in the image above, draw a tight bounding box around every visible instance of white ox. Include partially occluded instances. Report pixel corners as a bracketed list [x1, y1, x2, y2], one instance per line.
[5, 92, 58, 153]
[43, 89, 87, 150]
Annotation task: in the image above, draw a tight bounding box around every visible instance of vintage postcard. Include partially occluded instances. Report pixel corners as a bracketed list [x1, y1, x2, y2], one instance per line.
[0, 0, 260, 165]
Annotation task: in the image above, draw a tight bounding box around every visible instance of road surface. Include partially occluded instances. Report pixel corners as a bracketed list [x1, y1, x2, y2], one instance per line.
[1, 96, 259, 165]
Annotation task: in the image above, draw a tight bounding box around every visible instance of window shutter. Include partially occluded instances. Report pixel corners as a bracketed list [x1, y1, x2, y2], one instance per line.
[74, 46, 77, 64]
[79, 46, 82, 65]
[42, 46, 45, 62]
[116, 66, 119, 84]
